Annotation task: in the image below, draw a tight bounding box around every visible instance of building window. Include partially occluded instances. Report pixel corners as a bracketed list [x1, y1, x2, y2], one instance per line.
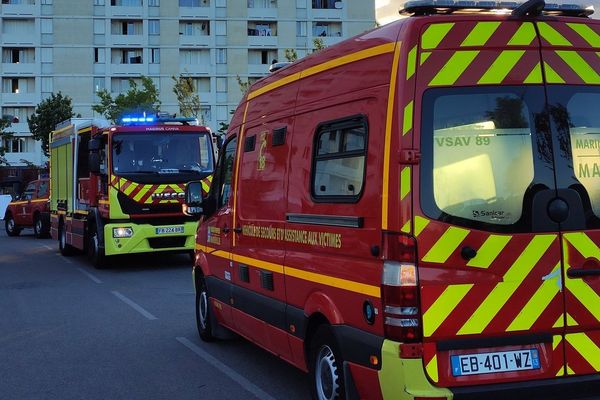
[200, 106, 211, 123]
[193, 78, 210, 93]
[112, 49, 143, 64]
[150, 48, 160, 64]
[248, 0, 277, 7]
[248, 22, 275, 36]
[312, 0, 339, 9]
[94, 19, 105, 34]
[94, 0, 105, 5]
[41, 19, 53, 34]
[296, 21, 307, 37]
[216, 20, 227, 36]
[216, 77, 227, 93]
[94, 48, 105, 63]
[179, 21, 210, 36]
[2, 107, 34, 121]
[179, 0, 210, 6]
[248, 49, 277, 65]
[216, 48, 226, 64]
[111, 0, 142, 6]
[148, 0, 159, 5]
[3, 78, 34, 94]
[148, 20, 160, 35]
[179, 49, 209, 65]
[311, 116, 368, 201]
[93, 77, 106, 93]
[2, 138, 26, 153]
[2, 48, 35, 63]
[313, 21, 341, 37]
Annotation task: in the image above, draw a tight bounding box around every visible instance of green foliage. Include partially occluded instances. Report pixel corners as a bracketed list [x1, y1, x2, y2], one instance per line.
[236, 75, 252, 96]
[284, 48, 298, 62]
[92, 76, 161, 123]
[313, 38, 326, 52]
[172, 73, 202, 122]
[27, 92, 75, 157]
[0, 117, 14, 165]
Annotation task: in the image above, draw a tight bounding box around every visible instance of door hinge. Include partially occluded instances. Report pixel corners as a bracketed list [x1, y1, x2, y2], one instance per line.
[400, 149, 421, 164]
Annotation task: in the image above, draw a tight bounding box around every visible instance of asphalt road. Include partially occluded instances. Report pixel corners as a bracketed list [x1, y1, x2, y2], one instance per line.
[0, 225, 309, 400]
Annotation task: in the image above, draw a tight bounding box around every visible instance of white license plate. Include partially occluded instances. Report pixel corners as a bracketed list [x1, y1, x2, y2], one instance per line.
[451, 349, 540, 376]
[155, 226, 184, 235]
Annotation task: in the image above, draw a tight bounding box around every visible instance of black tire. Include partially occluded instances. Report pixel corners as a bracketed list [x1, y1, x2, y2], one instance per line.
[33, 214, 50, 239]
[88, 223, 107, 269]
[309, 325, 346, 400]
[58, 222, 75, 256]
[196, 276, 216, 342]
[5, 214, 21, 237]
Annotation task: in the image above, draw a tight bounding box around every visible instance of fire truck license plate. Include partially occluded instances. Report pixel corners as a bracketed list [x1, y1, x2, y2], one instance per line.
[451, 349, 540, 376]
[155, 226, 184, 235]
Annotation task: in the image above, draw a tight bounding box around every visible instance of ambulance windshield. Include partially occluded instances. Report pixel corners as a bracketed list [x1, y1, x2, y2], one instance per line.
[112, 131, 214, 179]
[429, 91, 534, 225]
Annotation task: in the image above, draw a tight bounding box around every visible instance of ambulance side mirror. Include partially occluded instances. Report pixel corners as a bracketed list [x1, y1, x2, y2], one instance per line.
[183, 181, 205, 217]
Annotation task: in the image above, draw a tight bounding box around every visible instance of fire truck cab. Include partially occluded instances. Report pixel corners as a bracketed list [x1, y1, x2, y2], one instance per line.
[4, 178, 50, 238]
[185, 1, 600, 398]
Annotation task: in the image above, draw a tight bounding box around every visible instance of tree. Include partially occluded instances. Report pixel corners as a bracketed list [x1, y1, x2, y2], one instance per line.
[171, 73, 202, 122]
[284, 48, 298, 62]
[92, 76, 161, 123]
[236, 75, 252, 96]
[0, 117, 15, 166]
[28, 92, 76, 157]
[313, 37, 326, 52]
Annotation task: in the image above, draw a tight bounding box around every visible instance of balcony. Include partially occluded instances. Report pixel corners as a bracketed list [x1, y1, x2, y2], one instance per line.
[321, 36, 343, 47]
[5, 152, 42, 166]
[108, 6, 143, 18]
[179, 35, 211, 47]
[248, 64, 270, 75]
[0, 92, 37, 105]
[248, 35, 277, 47]
[1, 63, 37, 75]
[179, 6, 213, 19]
[178, 63, 211, 75]
[1, 32, 36, 46]
[0, 2, 37, 17]
[110, 34, 145, 46]
[311, 7, 343, 19]
[247, 7, 277, 19]
[109, 63, 147, 75]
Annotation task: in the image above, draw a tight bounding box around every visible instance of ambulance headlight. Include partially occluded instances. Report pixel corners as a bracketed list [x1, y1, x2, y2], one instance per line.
[113, 227, 133, 238]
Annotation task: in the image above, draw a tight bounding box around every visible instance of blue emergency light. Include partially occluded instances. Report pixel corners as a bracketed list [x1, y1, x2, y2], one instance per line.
[120, 113, 198, 126]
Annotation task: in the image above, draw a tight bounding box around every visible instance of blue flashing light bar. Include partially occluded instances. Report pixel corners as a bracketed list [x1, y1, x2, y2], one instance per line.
[119, 114, 197, 125]
[400, 0, 594, 16]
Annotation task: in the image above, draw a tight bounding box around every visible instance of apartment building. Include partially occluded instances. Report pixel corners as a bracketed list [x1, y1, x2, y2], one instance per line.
[0, 0, 375, 167]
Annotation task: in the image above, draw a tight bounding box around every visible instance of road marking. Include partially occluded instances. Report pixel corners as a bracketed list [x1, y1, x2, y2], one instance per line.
[176, 337, 279, 400]
[77, 268, 102, 284]
[111, 291, 158, 320]
[43, 245, 53, 251]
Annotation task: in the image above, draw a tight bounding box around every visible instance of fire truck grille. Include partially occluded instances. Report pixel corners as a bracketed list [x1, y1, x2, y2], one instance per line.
[147, 236, 187, 249]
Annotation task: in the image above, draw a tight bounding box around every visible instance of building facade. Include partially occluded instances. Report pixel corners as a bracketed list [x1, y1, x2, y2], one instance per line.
[0, 0, 375, 167]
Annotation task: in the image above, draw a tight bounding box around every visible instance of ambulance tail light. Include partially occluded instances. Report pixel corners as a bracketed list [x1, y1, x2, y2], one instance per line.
[382, 233, 422, 344]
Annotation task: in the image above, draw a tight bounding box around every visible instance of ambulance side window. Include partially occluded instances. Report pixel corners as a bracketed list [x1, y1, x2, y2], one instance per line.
[207, 136, 237, 213]
[425, 90, 535, 226]
[311, 116, 367, 202]
[37, 181, 49, 198]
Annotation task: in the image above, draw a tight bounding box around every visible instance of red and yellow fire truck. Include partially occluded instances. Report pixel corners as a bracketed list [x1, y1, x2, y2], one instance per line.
[4, 178, 50, 238]
[50, 115, 214, 268]
[184, 0, 600, 398]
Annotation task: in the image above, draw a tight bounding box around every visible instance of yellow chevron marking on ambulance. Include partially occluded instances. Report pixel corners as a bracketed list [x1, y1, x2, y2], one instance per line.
[538, 22, 573, 46]
[123, 182, 138, 196]
[422, 226, 469, 263]
[400, 167, 411, 201]
[563, 233, 600, 323]
[567, 23, 600, 47]
[420, 52, 431, 65]
[466, 235, 511, 269]
[425, 355, 439, 382]
[458, 235, 556, 335]
[402, 101, 414, 135]
[566, 333, 600, 372]
[423, 284, 473, 337]
[478, 50, 525, 84]
[555, 50, 600, 84]
[406, 46, 417, 80]
[566, 365, 575, 375]
[414, 216, 430, 237]
[460, 21, 501, 47]
[524, 62, 543, 84]
[544, 62, 566, 83]
[133, 185, 151, 202]
[429, 51, 479, 86]
[553, 335, 563, 351]
[507, 263, 561, 331]
[508, 23, 537, 46]
[421, 23, 455, 49]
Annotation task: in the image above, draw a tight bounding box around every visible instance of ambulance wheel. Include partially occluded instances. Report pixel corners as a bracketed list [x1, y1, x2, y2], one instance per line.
[5, 214, 21, 237]
[58, 221, 75, 256]
[310, 325, 346, 400]
[33, 214, 50, 239]
[88, 224, 107, 269]
[196, 276, 215, 342]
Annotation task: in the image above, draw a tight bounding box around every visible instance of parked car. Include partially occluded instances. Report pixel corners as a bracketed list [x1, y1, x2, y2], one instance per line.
[4, 179, 50, 238]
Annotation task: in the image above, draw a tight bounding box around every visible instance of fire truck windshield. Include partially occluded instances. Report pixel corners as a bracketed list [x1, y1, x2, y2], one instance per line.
[112, 131, 214, 181]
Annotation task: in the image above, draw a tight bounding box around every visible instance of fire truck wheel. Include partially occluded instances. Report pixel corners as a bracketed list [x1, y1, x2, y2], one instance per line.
[5, 214, 21, 237]
[33, 214, 49, 239]
[196, 276, 215, 342]
[58, 222, 75, 256]
[309, 325, 346, 400]
[88, 224, 107, 269]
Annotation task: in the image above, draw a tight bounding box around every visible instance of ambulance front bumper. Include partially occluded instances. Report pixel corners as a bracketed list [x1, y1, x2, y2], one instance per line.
[104, 221, 197, 256]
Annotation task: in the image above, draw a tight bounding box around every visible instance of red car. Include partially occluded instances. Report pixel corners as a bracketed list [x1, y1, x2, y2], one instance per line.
[4, 179, 50, 238]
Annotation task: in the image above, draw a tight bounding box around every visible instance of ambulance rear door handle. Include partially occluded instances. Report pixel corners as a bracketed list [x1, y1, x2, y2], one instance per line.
[567, 268, 600, 278]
